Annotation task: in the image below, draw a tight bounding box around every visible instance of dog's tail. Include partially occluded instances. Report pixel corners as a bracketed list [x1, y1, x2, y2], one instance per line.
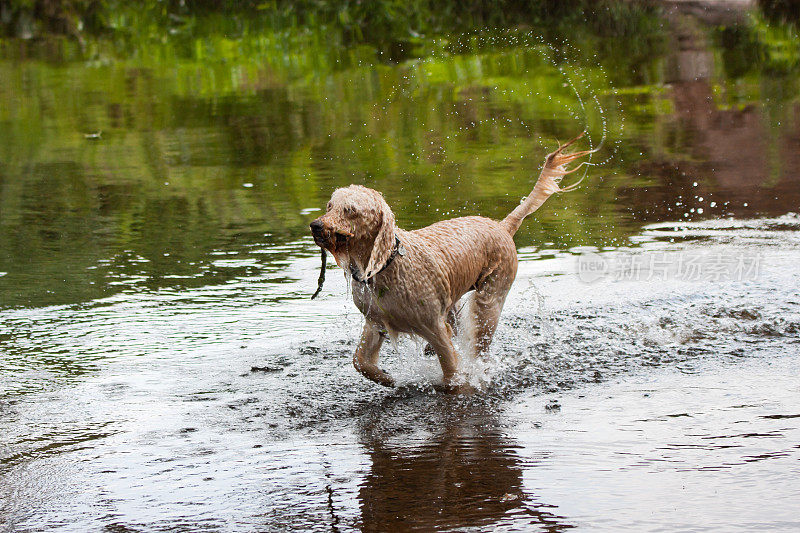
[500, 133, 595, 235]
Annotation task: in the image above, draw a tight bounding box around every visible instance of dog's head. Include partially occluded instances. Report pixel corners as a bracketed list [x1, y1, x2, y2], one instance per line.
[310, 185, 396, 279]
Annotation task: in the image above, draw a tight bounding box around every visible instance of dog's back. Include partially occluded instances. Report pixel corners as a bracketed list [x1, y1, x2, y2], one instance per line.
[406, 216, 518, 306]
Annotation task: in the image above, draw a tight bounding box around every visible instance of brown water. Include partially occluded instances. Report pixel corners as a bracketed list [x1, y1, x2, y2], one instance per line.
[1, 3, 800, 532]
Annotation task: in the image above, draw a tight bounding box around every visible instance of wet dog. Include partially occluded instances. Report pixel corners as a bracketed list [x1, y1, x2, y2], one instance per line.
[310, 134, 594, 391]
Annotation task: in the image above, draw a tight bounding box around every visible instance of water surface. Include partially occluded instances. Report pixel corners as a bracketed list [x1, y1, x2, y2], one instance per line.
[1, 3, 799, 531]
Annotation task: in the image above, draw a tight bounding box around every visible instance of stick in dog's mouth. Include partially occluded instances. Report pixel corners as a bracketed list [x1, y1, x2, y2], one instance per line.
[335, 232, 349, 247]
[311, 248, 327, 300]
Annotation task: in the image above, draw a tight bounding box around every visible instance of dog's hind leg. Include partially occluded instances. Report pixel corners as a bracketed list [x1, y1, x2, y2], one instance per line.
[471, 268, 515, 357]
[353, 321, 394, 387]
[471, 296, 503, 357]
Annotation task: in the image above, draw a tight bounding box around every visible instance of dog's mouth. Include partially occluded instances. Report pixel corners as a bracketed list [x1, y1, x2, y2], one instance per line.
[312, 228, 351, 253]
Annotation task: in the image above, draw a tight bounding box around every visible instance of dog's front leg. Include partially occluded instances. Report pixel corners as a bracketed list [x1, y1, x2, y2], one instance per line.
[421, 321, 463, 392]
[353, 321, 394, 387]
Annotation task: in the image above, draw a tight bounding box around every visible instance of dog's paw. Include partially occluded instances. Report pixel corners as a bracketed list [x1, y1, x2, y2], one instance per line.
[433, 381, 476, 395]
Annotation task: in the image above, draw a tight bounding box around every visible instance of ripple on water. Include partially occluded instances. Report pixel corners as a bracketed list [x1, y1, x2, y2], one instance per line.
[1, 216, 799, 531]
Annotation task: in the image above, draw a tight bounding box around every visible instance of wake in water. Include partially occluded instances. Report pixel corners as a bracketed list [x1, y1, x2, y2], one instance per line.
[276, 214, 800, 419]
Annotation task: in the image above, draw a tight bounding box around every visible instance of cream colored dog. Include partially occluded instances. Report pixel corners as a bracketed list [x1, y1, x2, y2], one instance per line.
[310, 134, 593, 390]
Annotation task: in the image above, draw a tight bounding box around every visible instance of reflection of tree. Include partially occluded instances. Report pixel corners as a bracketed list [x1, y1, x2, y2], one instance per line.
[621, 7, 800, 222]
[356, 407, 573, 532]
[665, 11, 770, 190]
[2, 5, 798, 306]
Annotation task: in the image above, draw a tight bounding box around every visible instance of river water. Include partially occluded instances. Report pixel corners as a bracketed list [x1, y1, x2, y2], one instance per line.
[1, 3, 799, 532]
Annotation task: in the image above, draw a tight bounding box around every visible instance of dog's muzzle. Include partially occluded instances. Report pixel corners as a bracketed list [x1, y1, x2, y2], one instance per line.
[310, 219, 327, 247]
[310, 219, 350, 252]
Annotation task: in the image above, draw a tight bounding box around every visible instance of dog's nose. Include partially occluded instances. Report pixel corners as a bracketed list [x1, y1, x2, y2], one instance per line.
[310, 219, 324, 234]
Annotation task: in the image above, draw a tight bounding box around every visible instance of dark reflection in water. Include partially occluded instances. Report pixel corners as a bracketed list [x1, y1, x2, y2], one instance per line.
[623, 8, 800, 223]
[356, 405, 572, 532]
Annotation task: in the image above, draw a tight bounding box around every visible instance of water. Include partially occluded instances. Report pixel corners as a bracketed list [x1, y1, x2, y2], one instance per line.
[2, 2, 800, 531]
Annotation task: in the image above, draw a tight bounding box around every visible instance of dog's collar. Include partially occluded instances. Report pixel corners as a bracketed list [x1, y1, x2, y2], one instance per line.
[350, 236, 405, 284]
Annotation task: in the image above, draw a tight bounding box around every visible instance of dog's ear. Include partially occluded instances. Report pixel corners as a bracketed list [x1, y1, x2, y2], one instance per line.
[364, 203, 396, 280]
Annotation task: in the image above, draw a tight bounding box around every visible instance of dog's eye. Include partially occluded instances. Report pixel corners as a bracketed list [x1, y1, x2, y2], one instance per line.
[326, 202, 332, 212]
